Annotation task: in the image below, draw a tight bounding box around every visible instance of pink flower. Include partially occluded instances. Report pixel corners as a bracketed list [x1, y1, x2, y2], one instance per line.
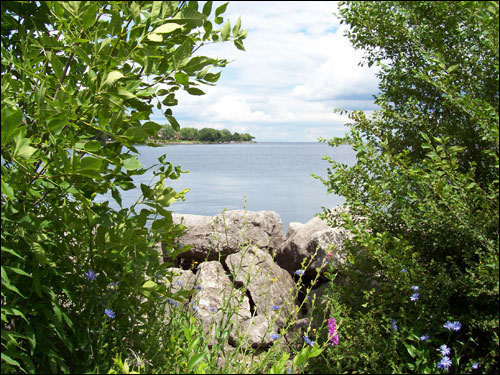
[327, 252, 333, 259]
[328, 318, 339, 346]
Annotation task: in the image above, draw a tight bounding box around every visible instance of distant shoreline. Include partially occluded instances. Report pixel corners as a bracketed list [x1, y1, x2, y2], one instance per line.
[148, 140, 258, 145]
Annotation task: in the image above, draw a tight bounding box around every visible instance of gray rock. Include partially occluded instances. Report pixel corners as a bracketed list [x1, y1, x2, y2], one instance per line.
[307, 227, 351, 271]
[225, 247, 297, 324]
[275, 216, 330, 274]
[172, 210, 285, 262]
[191, 261, 251, 345]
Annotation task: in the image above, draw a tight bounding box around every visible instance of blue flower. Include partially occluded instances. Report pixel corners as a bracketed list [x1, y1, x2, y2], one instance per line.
[167, 298, 179, 307]
[438, 344, 451, 356]
[437, 356, 452, 370]
[192, 305, 199, 313]
[194, 285, 202, 291]
[295, 269, 305, 276]
[177, 241, 184, 248]
[209, 306, 217, 313]
[177, 280, 184, 287]
[391, 319, 398, 331]
[411, 285, 419, 291]
[84, 269, 98, 281]
[472, 362, 479, 370]
[410, 292, 420, 301]
[443, 321, 461, 331]
[401, 268, 407, 272]
[271, 304, 281, 311]
[420, 334, 430, 341]
[104, 308, 115, 319]
[270, 333, 280, 340]
[303, 335, 315, 347]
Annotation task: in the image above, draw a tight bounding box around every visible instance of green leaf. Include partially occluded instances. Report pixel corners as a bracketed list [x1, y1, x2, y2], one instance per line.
[215, 2, 228, 17]
[13, 133, 36, 160]
[102, 71, 124, 87]
[142, 280, 158, 289]
[1, 180, 14, 201]
[166, 114, 180, 131]
[186, 87, 205, 96]
[220, 20, 231, 41]
[147, 33, 163, 42]
[188, 352, 206, 372]
[84, 140, 102, 152]
[175, 72, 190, 86]
[81, 157, 102, 170]
[151, 23, 183, 34]
[122, 157, 142, 171]
[232, 16, 241, 36]
[202, 1, 213, 16]
[234, 39, 245, 51]
[1, 106, 23, 146]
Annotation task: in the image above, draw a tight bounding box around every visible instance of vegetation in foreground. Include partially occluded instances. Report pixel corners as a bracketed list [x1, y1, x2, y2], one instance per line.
[1, 1, 498, 374]
[312, 1, 499, 373]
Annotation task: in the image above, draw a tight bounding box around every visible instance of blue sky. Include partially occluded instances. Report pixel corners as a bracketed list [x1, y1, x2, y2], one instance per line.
[152, 1, 380, 142]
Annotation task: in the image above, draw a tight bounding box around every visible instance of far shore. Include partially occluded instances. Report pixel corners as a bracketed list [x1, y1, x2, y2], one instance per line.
[147, 140, 258, 145]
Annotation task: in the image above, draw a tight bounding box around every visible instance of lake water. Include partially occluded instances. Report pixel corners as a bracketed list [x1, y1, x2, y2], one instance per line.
[99, 142, 356, 233]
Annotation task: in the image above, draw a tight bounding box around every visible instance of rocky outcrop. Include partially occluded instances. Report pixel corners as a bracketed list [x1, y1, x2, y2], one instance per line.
[161, 207, 354, 351]
[172, 210, 285, 262]
[275, 207, 353, 276]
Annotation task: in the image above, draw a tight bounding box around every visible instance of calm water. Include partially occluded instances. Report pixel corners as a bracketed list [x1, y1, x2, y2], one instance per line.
[99, 142, 356, 232]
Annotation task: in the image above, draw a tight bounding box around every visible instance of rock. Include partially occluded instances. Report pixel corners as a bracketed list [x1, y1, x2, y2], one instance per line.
[307, 227, 351, 271]
[225, 247, 297, 325]
[172, 210, 285, 262]
[230, 314, 277, 349]
[275, 217, 330, 274]
[275, 207, 354, 276]
[191, 261, 251, 346]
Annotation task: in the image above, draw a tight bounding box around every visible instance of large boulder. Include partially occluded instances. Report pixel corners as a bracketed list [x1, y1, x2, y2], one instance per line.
[275, 207, 353, 276]
[172, 210, 285, 262]
[191, 261, 252, 345]
[225, 247, 299, 347]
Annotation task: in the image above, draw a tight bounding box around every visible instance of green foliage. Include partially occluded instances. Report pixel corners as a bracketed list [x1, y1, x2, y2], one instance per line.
[315, 1, 499, 373]
[157, 124, 255, 143]
[1, 1, 247, 373]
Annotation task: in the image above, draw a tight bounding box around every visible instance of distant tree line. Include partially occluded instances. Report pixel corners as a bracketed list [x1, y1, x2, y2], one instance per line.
[157, 125, 255, 143]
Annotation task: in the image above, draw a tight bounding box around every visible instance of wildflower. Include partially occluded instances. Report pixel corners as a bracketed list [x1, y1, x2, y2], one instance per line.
[177, 280, 184, 287]
[192, 305, 199, 313]
[303, 335, 315, 347]
[437, 356, 452, 370]
[328, 318, 339, 346]
[104, 308, 115, 319]
[209, 306, 217, 313]
[401, 268, 407, 272]
[471, 362, 479, 370]
[438, 344, 451, 356]
[410, 292, 419, 301]
[177, 241, 184, 248]
[295, 269, 304, 276]
[411, 285, 419, 291]
[167, 298, 179, 307]
[420, 334, 430, 341]
[270, 333, 280, 341]
[327, 252, 333, 259]
[271, 305, 281, 311]
[443, 321, 461, 331]
[391, 319, 398, 331]
[84, 269, 98, 281]
[193, 285, 202, 291]
[108, 281, 119, 289]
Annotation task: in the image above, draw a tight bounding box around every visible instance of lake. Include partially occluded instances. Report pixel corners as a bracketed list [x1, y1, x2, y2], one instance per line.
[99, 142, 356, 233]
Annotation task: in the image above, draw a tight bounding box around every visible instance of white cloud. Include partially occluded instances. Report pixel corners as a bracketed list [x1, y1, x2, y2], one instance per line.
[155, 1, 380, 142]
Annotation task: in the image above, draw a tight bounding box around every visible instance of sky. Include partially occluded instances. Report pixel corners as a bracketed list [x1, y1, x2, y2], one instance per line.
[152, 1, 381, 142]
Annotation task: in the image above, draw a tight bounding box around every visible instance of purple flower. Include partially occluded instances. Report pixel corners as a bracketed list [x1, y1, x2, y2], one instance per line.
[271, 305, 281, 311]
[437, 356, 452, 370]
[177, 280, 184, 287]
[411, 285, 419, 291]
[420, 334, 430, 341]
[177, 241, 184, 248]
[167, 298, 179, 307]
[270, 333, 280, 340]
[208, 306, 217, 313]
[295, 269, 305, 276]
[193, 285, 202, 291]
[472, 362, 479, 370]
[84, 269, 98, 281]
[192, 305, 199, 313]
[438, 344, 451, 356]
[303, 335, 315, 347]
[104, 308, 115, 319]
[391, 319, 398, 331]
[401, 268, 407, 272]
[443, 321, 461, 331]
[410, 292, 420, 301]
[328, 318, 339, 346]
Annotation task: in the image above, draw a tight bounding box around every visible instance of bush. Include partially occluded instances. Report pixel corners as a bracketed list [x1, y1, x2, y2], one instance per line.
[314, 1, 499, 373]
[1, 1, 247, 373]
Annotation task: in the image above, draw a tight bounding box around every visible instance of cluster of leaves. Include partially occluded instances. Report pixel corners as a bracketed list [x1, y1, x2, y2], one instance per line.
[157, 125, 255, 143]
[313, 1, 498, 373]
[1, 1, 247, 373]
